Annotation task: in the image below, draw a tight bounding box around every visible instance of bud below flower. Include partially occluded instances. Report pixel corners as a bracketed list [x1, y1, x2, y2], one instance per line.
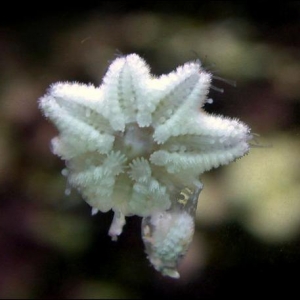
[141, 184, 202, 278]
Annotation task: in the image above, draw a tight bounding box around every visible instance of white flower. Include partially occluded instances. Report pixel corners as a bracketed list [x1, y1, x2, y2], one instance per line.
[39, 54, 251, 278]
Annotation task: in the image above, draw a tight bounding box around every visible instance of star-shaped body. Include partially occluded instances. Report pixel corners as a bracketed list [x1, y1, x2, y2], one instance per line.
[39, 54, 251, 278]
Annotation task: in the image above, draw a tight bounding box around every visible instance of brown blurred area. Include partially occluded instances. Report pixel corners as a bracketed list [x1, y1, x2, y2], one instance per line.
[0, 2, 300, 298]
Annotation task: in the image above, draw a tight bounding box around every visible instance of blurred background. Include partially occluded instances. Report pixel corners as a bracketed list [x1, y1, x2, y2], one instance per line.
[1, 1, 300, 298]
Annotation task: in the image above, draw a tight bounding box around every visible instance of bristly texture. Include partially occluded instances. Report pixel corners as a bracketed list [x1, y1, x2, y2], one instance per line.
[39, 53, 252, 278]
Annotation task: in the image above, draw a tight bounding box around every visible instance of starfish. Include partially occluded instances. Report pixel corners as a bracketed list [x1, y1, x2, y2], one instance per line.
[39, 54, 252, 278]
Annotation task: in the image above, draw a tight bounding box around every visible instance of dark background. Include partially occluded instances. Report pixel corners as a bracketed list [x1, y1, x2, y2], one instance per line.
[1, 1, 300, 298]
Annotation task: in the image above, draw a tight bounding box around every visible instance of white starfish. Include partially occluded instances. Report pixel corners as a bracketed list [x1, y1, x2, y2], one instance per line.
[39, 53, 252, 278]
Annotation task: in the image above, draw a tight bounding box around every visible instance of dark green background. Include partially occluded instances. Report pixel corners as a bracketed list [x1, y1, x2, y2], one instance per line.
[0, 2, 299, 298]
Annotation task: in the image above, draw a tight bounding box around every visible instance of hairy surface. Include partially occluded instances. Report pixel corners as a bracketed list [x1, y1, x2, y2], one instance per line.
[39, 54, 252, 277]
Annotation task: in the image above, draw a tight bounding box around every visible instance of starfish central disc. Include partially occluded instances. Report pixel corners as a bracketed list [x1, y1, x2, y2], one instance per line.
[116, 123, 155, 160]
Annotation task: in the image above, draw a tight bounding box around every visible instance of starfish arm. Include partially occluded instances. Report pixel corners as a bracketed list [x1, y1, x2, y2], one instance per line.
[151, 139, 249, 176]
[152, 67, 211, 144]
[150, 62, 205, 129]
[128, 158, 170, 216]
[67, 151, 127, 212]
[129, 180, 170, 216]
[151, 113, 250, 176]
[158, 114, 251, 149]
[101, 54, 151, 130]
[46, 82, 113, 131]
[39, 84, 114, 159]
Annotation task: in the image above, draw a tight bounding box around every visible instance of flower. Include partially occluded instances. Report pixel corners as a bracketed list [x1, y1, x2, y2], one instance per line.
[39, 53, 251, 278]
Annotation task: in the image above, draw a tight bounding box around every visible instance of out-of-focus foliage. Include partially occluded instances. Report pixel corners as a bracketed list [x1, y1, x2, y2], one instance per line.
[0, 2, 300, 298]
